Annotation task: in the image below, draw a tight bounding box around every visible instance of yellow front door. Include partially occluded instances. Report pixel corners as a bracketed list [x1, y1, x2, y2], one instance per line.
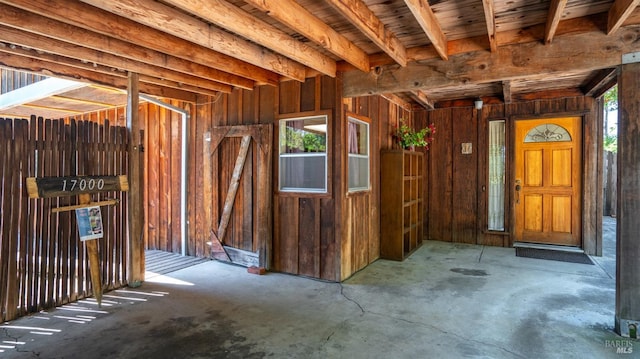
[514, 117, 582, 246]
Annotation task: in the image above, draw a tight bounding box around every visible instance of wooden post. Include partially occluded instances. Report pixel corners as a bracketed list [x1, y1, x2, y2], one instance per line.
[616, 60, 640, 338]
[127, 72, 145, 286]
[79, 193, 102, 307]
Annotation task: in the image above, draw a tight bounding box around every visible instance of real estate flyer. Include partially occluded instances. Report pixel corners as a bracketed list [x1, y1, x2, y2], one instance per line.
[75, 206, 104, 241]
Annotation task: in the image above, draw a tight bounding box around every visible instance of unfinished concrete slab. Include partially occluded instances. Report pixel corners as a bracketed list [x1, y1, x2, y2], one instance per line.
[0, 219, 634, 358]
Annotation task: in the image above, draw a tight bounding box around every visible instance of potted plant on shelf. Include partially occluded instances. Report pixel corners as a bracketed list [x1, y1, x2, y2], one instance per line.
[393, 119, 436, 150]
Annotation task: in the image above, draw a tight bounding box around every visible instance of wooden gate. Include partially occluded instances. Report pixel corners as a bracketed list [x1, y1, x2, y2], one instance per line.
[0, 116, 129, 321]
[204, 125, 272, 269]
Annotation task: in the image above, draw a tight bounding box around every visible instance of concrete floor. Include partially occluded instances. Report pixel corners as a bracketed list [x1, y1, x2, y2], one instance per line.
[1, 217, 636, 358]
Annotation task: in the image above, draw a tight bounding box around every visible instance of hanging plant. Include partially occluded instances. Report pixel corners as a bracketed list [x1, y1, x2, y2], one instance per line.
[393, 119, 436, 150]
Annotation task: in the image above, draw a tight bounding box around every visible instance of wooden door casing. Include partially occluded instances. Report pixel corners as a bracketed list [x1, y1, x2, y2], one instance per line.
[514, 117, 582, 246]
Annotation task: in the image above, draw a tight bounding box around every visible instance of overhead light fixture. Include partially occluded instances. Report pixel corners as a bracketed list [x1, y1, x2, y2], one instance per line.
[474, 98, 483, 110]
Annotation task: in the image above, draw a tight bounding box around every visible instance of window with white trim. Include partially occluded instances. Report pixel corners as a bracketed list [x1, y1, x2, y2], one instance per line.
[279, 115, 328, 193]
[348, 116, 370, 192]
[488, 120, 506, 231]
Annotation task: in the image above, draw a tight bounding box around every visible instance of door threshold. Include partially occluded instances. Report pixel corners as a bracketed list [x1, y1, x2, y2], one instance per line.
[513, 242, 584, 254]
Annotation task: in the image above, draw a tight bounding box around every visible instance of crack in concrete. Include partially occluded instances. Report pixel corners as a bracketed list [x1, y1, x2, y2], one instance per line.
[338, 283, 365, 314]
[1, 327, 35, 356]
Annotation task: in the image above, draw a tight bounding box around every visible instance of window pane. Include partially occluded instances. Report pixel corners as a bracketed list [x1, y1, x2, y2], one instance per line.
[280, 116, 327, 154]
[488, 121, 505, 231]
[524, 124, 571, 143]
[348, 120, 368, 155]
[280, 155, 326, 191]
[278, 115, 328, 193]
[348, 117, 370, 192]
[349, 156, 369, 190]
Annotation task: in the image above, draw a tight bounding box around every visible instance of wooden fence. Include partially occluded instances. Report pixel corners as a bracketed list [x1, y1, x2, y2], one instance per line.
[603, 150, 617, 217]
[1, 116, 129, 322]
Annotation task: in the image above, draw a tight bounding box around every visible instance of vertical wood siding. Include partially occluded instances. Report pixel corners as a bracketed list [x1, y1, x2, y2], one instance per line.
[0, 116, 129, 322]
[420, 96, 599, 254]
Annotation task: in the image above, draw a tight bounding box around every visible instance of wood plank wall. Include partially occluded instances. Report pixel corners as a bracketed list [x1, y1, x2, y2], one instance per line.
[274, 77, 341, 280]
[188, 77, 415, 281]
[416, 96, 600, 254]
[343, 95, 412, 279]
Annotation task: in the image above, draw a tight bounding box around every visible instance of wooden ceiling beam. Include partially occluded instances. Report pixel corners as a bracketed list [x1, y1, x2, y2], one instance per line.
[0, 5, 243, 92]
[403, 0, 448, 60]
[545, 0, 568, 44]
[481, 0, 497, 52]
[2, 0, 276, 86]
[162, 0, 336, 77]
[79, 0, 306, 81]
[325, 0, 407, 66]
[0, 51, 198, 102]
[352, 13, 614, 70]
[409, 90, 434, 109]
[502, 81, 512, 104]
[0, 25, 233, 94]
[582, 68, 619, 97]
[608, 0, 640, 34]
[343, 27, 640, 97]
[513, 88, 584, 102]
[51, 95, 119, 108]
[20, 103, 84, 114]
[243, 0, 370, 72]
[0, 43, 222, 97]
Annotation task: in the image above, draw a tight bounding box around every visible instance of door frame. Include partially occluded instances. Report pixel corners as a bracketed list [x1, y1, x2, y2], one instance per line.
[508, 114, 586, 249]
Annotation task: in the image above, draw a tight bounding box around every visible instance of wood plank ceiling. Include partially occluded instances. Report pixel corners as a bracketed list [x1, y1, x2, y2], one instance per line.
[0, 0, 638, 116]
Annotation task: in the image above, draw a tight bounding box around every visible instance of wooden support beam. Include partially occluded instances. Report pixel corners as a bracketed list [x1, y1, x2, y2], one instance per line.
[243, 0, 370, 73]
[608, 0, 640, 34]
[615, 60, 640, 337]
[0, 0, 262, 89]
[2, 0, 275, 86]
[0, 51, 198, 102]
[409, 90, 434, 109]
[482, 0, 498, 52]
[403, 0, 448, 60]
[163, 0, 336, 77]
[80, 0, 306, 81]
[353, 13, 617, 71]
[583, 68, 619, 97]
[127, 72, 144, 286]
[0, 10, 234, 93]
[343, 27, 640, 97]
[325, 0, 407, 66]
[545, 0, 568, 44]
[19, 103, 83, 114]
[502, 81, 512, 104]
[0, 43, 219, 98]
